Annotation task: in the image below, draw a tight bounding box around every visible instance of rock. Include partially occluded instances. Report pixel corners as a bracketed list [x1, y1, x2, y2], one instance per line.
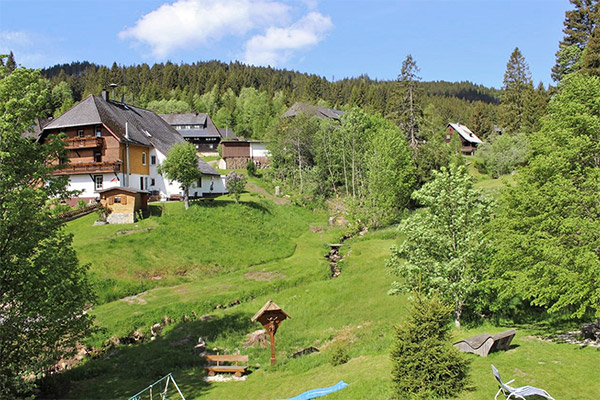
[199, 315, 213, 322]
[291, 346, 320, 358]
[328, 216, 336, 226]
[151, 323, 163, 336]
[243, 329, 268, 347]
[275, 186, 281, 196]
[194, 337, 207, 353]
[163, 316, 173, 325]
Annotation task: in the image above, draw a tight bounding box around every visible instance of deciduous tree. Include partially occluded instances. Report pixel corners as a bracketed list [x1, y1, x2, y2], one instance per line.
[487, 73, 600, 319]
[387, 165, 493, 327]
[158, 142, 200, 209]
[0, 64, 94, 397]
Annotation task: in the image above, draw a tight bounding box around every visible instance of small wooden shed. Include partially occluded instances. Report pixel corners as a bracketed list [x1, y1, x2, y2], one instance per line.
[98, 187, 149, 224]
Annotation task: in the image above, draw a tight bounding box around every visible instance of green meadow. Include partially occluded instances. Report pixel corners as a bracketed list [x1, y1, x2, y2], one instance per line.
[61, 193, 600, 400]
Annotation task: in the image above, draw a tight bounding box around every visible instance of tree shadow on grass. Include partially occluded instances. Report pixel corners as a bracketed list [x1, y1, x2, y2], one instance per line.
[189, 198, 272, 214]
[59, 312, 255, 399]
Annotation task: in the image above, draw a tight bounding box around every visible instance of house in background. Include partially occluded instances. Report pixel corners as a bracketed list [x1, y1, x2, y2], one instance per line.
[446, 123, 483, 156]
[282, 102, 345, 121]
[39, 91, 226, 205]
[218, 139, 269, 170]
[159, 113, 236, 155]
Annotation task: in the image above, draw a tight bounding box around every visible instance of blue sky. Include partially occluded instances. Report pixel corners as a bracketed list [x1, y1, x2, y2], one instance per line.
[0, 0, 570, 88]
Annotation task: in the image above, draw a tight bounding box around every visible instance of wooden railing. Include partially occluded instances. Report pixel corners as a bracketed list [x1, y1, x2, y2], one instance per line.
[54, 160, 122, 175]
[65, 137, 104, 149]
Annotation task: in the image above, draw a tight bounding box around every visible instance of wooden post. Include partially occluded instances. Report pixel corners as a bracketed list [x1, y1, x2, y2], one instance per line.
[268, 323, 276, 365]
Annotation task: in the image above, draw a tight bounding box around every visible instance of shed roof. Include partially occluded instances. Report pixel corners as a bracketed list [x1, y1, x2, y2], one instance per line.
[447, 122, 483, 144]
[282, 102, 344, 120]
[97, 187, 150, 195]
[41, 95, 185, 155]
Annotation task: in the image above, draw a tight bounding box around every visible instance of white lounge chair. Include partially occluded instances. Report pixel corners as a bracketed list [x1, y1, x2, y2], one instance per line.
[491, 365, 555, 400]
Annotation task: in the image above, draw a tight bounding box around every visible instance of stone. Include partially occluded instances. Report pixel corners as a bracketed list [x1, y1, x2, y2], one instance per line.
[275, 186, 281, 196]
[151, 323, 162, 337]
[243, 329, 268, 347]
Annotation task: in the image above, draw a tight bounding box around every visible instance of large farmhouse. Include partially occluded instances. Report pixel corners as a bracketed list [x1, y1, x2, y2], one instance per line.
[39, 91, 226, 204]
[446, 123, 483, 156]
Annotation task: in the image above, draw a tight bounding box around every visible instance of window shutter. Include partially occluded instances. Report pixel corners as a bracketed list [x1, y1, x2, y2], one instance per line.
[122, 195, 128, 205]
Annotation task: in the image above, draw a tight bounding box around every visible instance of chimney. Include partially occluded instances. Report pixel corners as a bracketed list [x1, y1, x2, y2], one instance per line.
[101, 89, 108, 101]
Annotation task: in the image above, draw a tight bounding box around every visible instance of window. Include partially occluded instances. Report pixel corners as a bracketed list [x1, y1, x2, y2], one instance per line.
[197, 178, 202, 188]
[94, 175, 103, 190]
[144, 177, 148, 190]
[150, 155, 156, 165]
[114, 196, 121, 204]
[95, 126, 102, 137]
[151, 178, 156, 186]
[77, 129, 84, 138]
[140, 176, 144, 190]
[142, 152, 147, 166]
[94, 152, 102, 163]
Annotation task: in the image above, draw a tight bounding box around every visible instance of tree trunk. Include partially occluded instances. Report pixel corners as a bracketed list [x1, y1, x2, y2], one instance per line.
[454, 302, 462, 329]
[184, 186, 190, 210]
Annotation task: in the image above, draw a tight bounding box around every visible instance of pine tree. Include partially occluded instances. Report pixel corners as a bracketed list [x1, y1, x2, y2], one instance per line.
[552, 0, 600, 81]
[390, 292, 470, 400]
[499, 47, 533, 134]
[581, 24, 600, 75]
[470, 101, 495, 140]
[5, 51, 16, 72]
[390, 55, 423, 152]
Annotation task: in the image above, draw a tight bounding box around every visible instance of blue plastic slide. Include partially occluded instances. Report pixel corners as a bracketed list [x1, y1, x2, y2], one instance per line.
[277, 380, 349, 400]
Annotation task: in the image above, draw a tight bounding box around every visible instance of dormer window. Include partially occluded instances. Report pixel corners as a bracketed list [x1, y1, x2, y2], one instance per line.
[77, 129, 84, 138]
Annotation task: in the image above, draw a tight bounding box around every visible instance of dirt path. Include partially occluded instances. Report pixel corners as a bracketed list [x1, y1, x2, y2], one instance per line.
[246, 181, 290, 205]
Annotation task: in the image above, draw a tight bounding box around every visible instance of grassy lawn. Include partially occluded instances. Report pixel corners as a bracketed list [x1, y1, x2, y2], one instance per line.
[63, 208, 600, 399]
[66, 195, 320, 304]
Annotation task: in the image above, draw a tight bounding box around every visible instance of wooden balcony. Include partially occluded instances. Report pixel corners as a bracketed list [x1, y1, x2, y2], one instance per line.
[54, 160, 122, 175]
[65, 137, 104, 149]
[461, 145, 477, 155]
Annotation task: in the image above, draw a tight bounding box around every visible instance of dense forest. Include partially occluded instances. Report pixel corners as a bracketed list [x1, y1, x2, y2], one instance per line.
[41, 59, 501, 138]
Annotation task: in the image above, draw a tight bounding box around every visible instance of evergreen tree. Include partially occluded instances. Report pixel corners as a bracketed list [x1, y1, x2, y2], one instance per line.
[581, 24, 600, 75]
[470, 101, 495, 140]
[552, 0, 599, 81]
[5, 51, 16, 72]
[391, 55, 423, 152]
[390, 292, 470, 400]
[499, 47, 533, 134]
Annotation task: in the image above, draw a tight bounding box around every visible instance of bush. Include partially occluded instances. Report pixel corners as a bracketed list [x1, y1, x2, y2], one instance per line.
[225, 171, 247, 203]
[329, 344, 349, 366]
[246, 159, 257, 177]
[390, 292, 470, 399]
[476, 133, 529, 178]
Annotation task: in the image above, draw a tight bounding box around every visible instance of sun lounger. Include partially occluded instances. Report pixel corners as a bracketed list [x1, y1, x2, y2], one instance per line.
[491, 364, 555, 400]
[453, 329, 516, 357]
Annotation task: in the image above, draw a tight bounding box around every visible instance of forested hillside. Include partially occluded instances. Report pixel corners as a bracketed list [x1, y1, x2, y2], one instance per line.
[41, 60, 499, 138]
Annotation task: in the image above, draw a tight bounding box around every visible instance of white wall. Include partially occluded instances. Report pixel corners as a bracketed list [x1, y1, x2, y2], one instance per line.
[250, 142, 269, 158]
[189, 175, 228, 197]
[67, 173, 120, 198]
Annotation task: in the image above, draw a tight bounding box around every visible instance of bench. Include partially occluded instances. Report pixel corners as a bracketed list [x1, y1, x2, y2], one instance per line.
[204, 354, 248, 377]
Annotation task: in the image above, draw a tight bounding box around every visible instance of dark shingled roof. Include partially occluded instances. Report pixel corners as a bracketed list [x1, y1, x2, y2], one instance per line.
[159, 112, 237, 140]
[282, 102, 344, 120]
[197, 159, 220, 176]
[41, 95, 184, 155]
[22, 117, 51, 140]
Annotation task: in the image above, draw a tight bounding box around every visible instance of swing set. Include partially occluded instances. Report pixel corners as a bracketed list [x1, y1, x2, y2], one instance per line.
[127, 373, 186, 400]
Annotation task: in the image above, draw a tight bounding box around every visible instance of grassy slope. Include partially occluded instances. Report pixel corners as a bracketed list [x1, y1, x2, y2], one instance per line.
[66, 194, 318, 304]
[64, 195, 600, 400]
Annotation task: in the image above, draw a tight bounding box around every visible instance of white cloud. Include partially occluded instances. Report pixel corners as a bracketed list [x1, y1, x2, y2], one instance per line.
[243, 12, 332, 66]
[119, 0, 290, 58]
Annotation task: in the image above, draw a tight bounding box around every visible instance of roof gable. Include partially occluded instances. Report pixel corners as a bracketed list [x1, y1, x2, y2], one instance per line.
[448, 123, 483, 144]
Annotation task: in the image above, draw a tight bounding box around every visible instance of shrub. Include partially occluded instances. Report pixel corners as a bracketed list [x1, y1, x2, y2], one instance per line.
[246, 159, 257, 177]
[476, 133, 529, 178]
[390, 292, 470, 399]
[225, 171, 247, 203]
[329, 344, 349, 366]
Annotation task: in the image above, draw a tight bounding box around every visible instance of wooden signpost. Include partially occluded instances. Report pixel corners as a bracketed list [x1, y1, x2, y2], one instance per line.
[251, 300, 290, 365]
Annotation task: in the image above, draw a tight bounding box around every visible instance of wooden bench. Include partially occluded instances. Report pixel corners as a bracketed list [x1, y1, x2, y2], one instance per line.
[204, 354, 248, 377]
